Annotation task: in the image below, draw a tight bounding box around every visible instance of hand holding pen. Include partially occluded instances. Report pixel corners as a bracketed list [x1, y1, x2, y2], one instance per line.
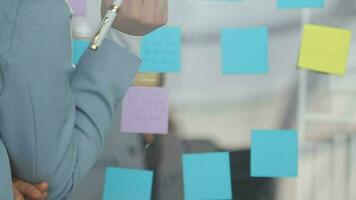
[91, 0, 168, 50]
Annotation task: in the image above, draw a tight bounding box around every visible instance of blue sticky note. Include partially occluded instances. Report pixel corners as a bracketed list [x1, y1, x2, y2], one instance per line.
[72, 40, 90, 65]
[103, 167, 153, 200]
[221, 27, 269, 74]
[140, 26, 181, 73]
[278, 0, 324, 9]
[183, 152, 232, 200]
[251, 130, 298, 177]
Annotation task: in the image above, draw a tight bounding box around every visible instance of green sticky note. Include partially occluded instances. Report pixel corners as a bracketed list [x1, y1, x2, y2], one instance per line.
[298, 24, 352, 75]
[72, 39, 90, 65]
[183, 152, 232, 200]
[103, 167, 153, 200]
[251, 130, 298, 177]
[140, 26, 181, 73]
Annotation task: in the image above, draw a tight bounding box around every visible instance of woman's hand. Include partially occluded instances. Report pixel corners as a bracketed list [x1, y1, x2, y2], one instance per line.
[102, 0, 168, 36]
[12, 179, 48, 200]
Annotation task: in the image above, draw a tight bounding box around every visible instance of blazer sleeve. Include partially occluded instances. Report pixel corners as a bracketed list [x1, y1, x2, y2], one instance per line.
[71, 39, 141, 183]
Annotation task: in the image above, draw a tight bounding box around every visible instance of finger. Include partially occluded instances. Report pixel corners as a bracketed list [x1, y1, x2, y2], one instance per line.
[159, 0, 168, 25]
[41, 192, 48, 200]
[120, 0, 142, 21]
[144, 0, 167, 30]
[123, 0, 143, 10]
[156, 0, 168, 23]
[129, 0, 144, 5]
[143, 0, 158, 18]
[12, 185, 24, 200]
[35, 182, 48, 193]
[156, 0, 168, 16]
[128, 0, 143, 17]
[15, 181, 42, 199]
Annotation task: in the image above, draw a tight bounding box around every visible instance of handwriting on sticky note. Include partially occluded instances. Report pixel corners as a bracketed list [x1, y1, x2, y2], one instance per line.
[251, 129, 298, 177]
[68, 0, 86, 16]
[183, 152, 232, 200]
[221, 27, 269, 74]
[140, 27, 181, 73]
[120, 87, 169, 134]
[298, 24, 352, 75]
[103, 167, 153, 200]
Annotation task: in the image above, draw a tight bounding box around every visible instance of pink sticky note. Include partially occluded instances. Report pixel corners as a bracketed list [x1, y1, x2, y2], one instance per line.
[69, 0, 86, 16]
[120, 87, 169, 134]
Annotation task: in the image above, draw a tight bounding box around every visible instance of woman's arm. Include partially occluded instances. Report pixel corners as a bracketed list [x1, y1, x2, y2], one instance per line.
[101, 0, 168, 36]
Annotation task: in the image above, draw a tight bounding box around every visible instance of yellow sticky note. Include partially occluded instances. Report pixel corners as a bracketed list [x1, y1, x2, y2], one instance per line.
[298, 24, 352, 75]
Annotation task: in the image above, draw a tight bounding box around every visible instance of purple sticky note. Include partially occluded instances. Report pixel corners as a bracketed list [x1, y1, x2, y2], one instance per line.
[69, 0, 86, 16]
[120, 87, 169, 134]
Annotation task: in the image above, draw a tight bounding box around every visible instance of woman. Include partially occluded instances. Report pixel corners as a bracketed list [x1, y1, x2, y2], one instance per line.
[0, 0, 167, 199]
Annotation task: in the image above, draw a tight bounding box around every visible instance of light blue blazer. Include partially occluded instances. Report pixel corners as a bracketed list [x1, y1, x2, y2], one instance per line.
[0, 1, 140, 199]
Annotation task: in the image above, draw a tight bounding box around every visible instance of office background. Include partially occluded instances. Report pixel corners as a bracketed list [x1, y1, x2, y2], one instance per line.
[70, 0, 356, 199]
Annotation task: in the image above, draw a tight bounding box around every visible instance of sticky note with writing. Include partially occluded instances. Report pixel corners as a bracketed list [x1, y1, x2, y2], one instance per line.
[103, 167, 153, 200]
[120, 87, 169, 134]
[68, 0, 86, 16]
[278, 0, 324, 9]
[251, 129, 298, 177]
[72, 40, 89, 65]
[221, 27, 269, 74]
[140, 27, 181, 73]
[183, 152, 232, 200]
[298, 24, 352, 76]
